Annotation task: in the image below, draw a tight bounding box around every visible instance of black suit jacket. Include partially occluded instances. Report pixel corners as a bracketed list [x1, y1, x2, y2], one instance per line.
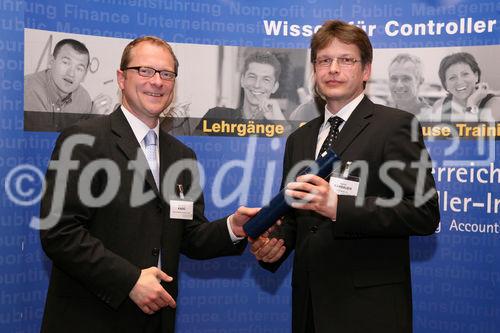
[40, 108, 246, 333]
[263, 97, 440, 333]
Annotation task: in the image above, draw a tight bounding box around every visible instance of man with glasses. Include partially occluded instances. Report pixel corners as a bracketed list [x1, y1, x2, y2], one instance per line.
[39, 36, 257, 333]
[250, 20, 439, 333]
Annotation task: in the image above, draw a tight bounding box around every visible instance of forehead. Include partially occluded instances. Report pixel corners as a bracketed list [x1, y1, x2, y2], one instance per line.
[389, 61, 418, 77]
[446, 62, 473, 74]
[129, 41, 175, 70]
[55, 44, 89, 65]
[316, 38, 361, 57]
[245, 62, 276, 78]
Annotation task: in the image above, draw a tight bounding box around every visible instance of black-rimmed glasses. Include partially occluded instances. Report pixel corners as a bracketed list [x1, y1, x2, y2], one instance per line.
[125, 66, 177, 81]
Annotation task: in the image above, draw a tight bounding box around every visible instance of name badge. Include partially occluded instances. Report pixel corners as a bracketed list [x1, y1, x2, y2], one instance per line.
[170, 200, 193, 220]
[330, 176, 360, 196]
[330, 176, 359, 196]
[329, 161, 359, 196]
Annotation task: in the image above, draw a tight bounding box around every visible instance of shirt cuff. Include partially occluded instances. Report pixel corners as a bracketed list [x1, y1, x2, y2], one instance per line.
[227, 216, 245, 243]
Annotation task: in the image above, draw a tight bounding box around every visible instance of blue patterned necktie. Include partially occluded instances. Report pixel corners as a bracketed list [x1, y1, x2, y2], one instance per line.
[143, 130, 159, 188]
[144, 130, 161, 267]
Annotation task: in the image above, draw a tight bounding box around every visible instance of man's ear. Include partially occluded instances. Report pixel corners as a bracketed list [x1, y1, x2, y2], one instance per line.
[48, 55, 55, 69]
[362, 62, 372, 82]
[117, 69, 126, 90]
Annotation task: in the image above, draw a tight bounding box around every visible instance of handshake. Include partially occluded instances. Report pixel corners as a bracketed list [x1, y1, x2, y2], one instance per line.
[131, 148, 342, 315]
[229, 149, 340, 263]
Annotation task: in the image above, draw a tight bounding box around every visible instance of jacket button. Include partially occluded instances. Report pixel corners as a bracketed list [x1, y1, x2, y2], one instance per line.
[309, 225, 318, 233]
[152, 248, 160, 256]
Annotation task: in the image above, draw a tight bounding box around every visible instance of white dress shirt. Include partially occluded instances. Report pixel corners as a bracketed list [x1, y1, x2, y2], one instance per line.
[315, 93, 365, 157]
[121, 106, 242, 242]
[121, 106, 160, 164]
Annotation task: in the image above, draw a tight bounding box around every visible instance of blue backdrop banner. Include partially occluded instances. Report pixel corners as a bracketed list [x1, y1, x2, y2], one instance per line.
[0, 1, 499, 332]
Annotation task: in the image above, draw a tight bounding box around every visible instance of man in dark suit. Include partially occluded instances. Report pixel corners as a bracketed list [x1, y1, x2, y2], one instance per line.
[39, 36, 257, 333]
[250, 20, 440, 333]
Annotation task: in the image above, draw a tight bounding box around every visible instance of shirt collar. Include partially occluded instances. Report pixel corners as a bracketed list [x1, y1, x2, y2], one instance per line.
[121, 106, 160, 144]
[321, 93, 365, 127]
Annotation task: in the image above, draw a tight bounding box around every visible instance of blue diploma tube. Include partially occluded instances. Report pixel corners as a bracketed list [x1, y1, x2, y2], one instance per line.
[243, 149, 340, 238]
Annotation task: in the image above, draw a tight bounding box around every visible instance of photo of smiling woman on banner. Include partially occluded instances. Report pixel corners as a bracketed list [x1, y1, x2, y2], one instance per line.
[427, 52, 500, 122]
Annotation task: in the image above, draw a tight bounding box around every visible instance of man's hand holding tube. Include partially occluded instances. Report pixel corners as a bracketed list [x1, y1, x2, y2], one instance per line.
[285, 174, 338, 221]
[228, 206, 261, 237]
[227, 206, 285, 263]
[250, 172, 338, 263]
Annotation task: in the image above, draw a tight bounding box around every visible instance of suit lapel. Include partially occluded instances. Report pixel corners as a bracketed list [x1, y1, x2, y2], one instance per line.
[301, 115, 324, 161]
[333, 96, 373, 155]
[110, 108, 160, 197]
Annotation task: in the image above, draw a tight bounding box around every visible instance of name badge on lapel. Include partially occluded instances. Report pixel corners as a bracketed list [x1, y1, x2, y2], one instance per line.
[169, 184, 193, 220]
[329, 161, 360, 196]
[170, 200, 193, 220]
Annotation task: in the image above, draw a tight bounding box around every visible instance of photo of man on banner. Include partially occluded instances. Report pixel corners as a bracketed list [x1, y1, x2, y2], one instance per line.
[24, 38, 113, 132]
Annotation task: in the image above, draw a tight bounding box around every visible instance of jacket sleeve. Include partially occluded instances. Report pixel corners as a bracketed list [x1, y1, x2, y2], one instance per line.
[40, 126, 140, 310]
[179, 147, 247, 259]
[259, 134, 298, 273]
[334, 114, 440, 238]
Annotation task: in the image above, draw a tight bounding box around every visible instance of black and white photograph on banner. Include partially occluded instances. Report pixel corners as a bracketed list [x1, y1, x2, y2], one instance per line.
[7, 2, 500, 333]
[429, 50, 500, 122]
[367, 45, 500, 123]
[197, 47, 308, 121]
[193, 46, 309, 136]
[291, 45, 500, 124]
[23, 29, 211, 134]
[24, 29, 311, 136]
[24, 29, 500, 134]
[23, 29, 123, 132]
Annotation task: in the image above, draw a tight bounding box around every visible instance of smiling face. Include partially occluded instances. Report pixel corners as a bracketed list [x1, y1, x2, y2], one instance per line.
[444, 62, 479, 102]
[389, 60, 421, 105]
[314, 38, 371, 112]
[117, 41, 176, 128]
[49, 44, 89, 97]
[241, 62, 279, 107]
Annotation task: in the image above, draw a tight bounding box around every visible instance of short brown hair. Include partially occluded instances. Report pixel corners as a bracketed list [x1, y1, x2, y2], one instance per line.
[311, 20, 373, 67]
[120, 36, 179, 74]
